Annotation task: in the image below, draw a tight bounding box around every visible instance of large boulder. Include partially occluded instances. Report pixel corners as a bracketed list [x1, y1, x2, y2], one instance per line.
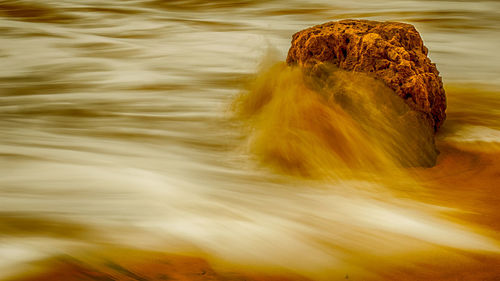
[286, 20, 446, 131]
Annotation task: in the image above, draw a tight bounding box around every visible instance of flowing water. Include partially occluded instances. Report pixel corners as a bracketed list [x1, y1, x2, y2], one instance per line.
[1, 0, 500, 280]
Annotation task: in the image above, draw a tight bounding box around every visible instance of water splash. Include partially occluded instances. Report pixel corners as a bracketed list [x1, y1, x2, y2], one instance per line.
[233, 62, 437, 178]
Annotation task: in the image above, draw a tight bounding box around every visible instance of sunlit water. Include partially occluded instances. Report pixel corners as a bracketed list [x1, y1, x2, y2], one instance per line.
[1, 0, 500, 280]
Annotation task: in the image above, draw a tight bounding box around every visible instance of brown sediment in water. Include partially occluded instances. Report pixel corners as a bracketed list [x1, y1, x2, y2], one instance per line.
[8, 245, 500, 281]
[371, 145, 500, 280]
[8, 248, 311, 281]
[410, 142, 500, 233]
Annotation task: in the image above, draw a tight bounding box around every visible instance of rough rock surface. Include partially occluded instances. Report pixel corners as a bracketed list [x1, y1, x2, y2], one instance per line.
[286, 19, 446, 131]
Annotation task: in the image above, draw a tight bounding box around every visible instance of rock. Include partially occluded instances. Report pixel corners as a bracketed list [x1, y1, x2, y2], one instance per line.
[286, 19, 446, 131]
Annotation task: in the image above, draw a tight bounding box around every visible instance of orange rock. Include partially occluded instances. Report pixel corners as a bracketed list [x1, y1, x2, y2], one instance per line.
[286, 20, 446, 131]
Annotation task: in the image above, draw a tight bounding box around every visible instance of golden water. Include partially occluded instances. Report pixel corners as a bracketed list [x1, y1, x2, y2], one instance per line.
[1, 0, 500, 280]
[233, 63, 438, 175]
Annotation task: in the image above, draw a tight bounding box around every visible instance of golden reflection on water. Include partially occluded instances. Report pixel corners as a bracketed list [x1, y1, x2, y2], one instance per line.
[1, 0, 500, 280]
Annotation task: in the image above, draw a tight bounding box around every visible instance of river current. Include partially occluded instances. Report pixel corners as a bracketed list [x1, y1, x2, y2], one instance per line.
[1, 0, 500, 280]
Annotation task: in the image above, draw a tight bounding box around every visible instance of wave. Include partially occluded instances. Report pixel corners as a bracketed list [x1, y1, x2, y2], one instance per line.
[233, 62, 437, 178]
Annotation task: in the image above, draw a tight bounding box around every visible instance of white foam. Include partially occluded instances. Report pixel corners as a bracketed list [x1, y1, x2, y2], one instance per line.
[445, 125, 500, 143]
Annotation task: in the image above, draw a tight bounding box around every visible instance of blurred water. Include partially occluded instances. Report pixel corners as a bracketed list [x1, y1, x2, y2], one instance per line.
[1, 0, 500, 280]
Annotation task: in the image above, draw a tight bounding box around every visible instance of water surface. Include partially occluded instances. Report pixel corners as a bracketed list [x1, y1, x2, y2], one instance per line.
[1, 0, 500, 280]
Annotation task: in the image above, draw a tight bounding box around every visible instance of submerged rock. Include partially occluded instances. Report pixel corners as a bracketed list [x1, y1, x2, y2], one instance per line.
[286, 19, 446, 131]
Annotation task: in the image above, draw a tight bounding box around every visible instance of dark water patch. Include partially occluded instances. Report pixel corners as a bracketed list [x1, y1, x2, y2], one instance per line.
[180, 137, 233, 152]
[442, 112, 500, 135]
[140, 68, 252, 91]
[0, 61, 112, 97]
[72, 42, 118, 50]
[104, 261, 148, 281]
[0, 75, 93, 97]
[0, 1, 78, 24]
[0, 152, 45, 162]
[1, 106, 116, 119]
[197, 72, 252, 89]
[17, 31, 69, 38]
[0, 25, 69, 38]
[166, 18, 248, 32]
[443, 85, 500, 130]
[0, 212, 92, 239]
[328, 10, 499, 31]
[58, 41, 145, 59]
[30, 62, 113, 75]
[0, 26, 34, 38]
[0, 135, 148, 160]
[68, 6, 144, 16]
[0, 26, 12, 34]
[146, 0, 269, 12]
[254, 6, 334, 17]
[94, 28, 165, 40]
[412, 18, 499, 31]
[79, 129, 172, 142]
[69, 44, 143, 59]
[127, 83, 191, 92]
